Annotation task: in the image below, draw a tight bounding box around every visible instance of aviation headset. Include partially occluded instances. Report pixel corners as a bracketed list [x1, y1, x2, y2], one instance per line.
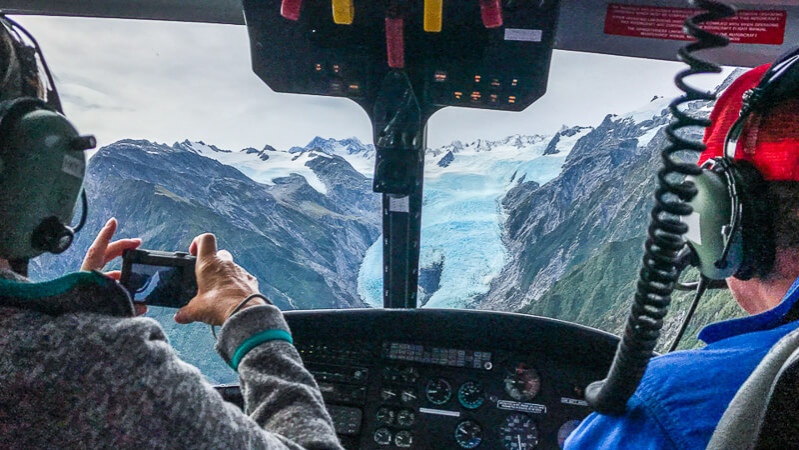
[687, 48, 799, 280]
[0, 15, 95, 270]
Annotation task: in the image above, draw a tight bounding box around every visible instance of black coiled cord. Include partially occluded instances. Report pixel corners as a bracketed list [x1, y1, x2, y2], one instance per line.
[585, 0, 735, 415]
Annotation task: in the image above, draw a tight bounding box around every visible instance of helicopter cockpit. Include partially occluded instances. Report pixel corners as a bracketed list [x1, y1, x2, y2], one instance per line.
[5, 0, 799, 448]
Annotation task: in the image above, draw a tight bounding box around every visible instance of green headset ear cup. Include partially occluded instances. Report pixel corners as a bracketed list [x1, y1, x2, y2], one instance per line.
[685, 159, 774, 281]
[0, 98, 85, 260]
[686, 165, 742, 280]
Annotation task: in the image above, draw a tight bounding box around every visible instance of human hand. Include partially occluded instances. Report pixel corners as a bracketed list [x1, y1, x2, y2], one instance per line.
[81, 218, 142, 277]
[174, 233, 265, 326]
[81, 218, 146, 316]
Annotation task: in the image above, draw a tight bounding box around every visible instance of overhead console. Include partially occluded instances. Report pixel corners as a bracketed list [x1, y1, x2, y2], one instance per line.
[242, 0, 559, 114]
[218, 309, 618, 449]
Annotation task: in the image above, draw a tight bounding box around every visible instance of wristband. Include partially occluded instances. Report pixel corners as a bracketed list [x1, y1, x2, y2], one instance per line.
[229, 328, 294, 370]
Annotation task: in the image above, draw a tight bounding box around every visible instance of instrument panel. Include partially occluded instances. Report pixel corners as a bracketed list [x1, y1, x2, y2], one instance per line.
[217, 308, 618, 449]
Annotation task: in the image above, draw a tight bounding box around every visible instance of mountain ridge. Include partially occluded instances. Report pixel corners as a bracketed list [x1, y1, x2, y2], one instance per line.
[28, 70, 746, 350]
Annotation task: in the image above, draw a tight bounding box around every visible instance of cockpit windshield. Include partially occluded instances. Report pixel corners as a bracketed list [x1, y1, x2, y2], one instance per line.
[21, 15, 741, 385]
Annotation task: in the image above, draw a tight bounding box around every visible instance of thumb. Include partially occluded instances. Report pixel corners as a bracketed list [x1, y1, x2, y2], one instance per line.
[174, 302, 197, 324]
[133, 303, 148, 316]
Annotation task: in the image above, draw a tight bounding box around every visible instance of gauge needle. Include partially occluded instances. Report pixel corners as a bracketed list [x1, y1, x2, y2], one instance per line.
[517, 434, 522, 449]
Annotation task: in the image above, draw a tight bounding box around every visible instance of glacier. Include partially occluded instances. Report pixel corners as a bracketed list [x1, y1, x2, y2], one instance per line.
[358, 131, 590, 309]
[168, 104, 673, 311]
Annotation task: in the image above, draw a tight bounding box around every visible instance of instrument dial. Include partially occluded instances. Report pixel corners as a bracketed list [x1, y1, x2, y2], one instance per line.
[380, 388, 398, 401]
[425, 377, 453, 405]
[504, 363, 541, 401]
[500, 413, 539, 449]
[397, 408, 416, 427]
[401, 367, 420, 383]
[454, 420, 483, 449]
[376, 406, 395, 425]
[373, 427, 392, 446]
[458, 381, 485, 409]
[395, 430, 413, 448]
[401, 388, 418, 404]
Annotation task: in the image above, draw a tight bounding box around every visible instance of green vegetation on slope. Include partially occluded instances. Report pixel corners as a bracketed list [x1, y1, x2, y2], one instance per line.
[521, 236, 746, 352]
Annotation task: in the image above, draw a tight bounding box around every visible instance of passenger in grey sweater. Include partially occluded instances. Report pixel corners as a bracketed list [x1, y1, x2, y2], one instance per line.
[0, 14, 341, 449]
[0, 228, 343, 449]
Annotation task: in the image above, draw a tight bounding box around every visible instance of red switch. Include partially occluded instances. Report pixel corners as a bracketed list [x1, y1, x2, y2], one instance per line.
[281, 0, 302, 21]
[479, 0, 502, 28]
[386, 17, 405, 69]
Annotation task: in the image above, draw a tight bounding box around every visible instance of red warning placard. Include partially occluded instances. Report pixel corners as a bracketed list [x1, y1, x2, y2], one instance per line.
[605, 3, 786, 45]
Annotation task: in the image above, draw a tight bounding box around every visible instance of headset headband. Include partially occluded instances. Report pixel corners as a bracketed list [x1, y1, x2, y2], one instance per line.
[724, 48, 799, 158]
[0, 14, 62, 112]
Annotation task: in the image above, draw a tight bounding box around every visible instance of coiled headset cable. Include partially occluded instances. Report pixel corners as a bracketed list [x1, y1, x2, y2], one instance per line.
[585, 0, 735, 415]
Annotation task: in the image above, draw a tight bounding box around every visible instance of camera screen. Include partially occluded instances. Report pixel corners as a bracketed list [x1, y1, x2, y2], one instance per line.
[127, 263, 197, 308]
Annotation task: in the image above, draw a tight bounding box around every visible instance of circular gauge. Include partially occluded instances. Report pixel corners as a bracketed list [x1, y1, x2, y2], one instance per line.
[455, 420, 483, 449]
[397, 409, 416, 427]
[395, 430, 413, 448]
[401, 367, 420, 383]
[504, 364, 541, 401]
[557, 420, 581, 448]
[425, 378, 453, 405]
[458, 381, 485, 409]
[500, 413, 539, 450]
[380, 387, 398, 401]
[374, 427, 393, 446]
[376, 407, 395, 425]
[401, 388, 418, 404]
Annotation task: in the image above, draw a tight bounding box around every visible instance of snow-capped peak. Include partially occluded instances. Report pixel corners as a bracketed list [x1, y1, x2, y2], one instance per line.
[174, 139, 330, 194]
[174, 139, 232, 155]
[622, 96, 670, 124]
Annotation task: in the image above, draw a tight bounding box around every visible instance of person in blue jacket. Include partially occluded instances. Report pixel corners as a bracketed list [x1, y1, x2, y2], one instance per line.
[566, 55, 799, 449]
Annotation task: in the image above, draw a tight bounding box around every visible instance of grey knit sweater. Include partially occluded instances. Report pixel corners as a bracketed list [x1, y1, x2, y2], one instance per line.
[0, 269, 343, 449]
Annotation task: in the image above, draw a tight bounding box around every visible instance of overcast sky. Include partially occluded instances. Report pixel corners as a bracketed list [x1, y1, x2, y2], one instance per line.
[17, 15, 735, 152]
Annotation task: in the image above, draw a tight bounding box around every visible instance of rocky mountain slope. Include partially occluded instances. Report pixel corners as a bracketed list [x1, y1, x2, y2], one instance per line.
[31, 139, 381, 311]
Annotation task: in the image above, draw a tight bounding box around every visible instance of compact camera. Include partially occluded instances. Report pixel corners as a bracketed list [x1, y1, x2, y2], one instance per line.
[119, 249, 197, 308]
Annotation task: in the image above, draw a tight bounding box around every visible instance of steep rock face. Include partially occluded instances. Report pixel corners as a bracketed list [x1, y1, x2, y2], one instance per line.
[30, 139, 379, 311]
[482, 71, 748, 339]
[542, 133, 561, 156]
[437, 151, 455, 168]
[542, 126, 593, 156]
[305, 154, 380, 226]
[481, 100, 692, 311]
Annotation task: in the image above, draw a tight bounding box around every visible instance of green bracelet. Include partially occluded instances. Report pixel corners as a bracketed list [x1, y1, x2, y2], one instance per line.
[229, 328, 294, 370]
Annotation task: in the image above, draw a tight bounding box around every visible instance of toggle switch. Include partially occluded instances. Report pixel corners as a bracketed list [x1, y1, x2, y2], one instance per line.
[424, 0, 443, 32]
[479, 0, 502, 28]
[385, 17, 405, 68]
[281, 0, 302, 20]
[332, 0, 354, 24]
